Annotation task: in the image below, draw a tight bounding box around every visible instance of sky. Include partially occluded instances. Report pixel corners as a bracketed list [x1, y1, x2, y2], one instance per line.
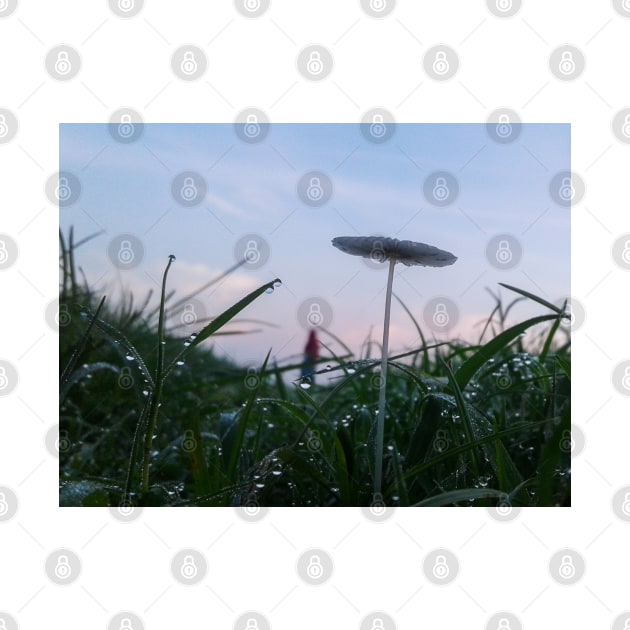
[59, 122, 570, 379]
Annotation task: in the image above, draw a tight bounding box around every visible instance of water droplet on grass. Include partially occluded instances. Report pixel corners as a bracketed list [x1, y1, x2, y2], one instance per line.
[176, 360, 184, 366]
[299, 377, 312, 390]
[125, 354, 134, 361]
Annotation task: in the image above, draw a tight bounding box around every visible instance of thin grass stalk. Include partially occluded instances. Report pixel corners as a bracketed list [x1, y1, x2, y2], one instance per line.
[142, 255, 176, 492]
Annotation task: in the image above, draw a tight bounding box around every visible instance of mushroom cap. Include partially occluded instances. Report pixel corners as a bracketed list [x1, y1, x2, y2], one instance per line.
[332, 236, 457, 267]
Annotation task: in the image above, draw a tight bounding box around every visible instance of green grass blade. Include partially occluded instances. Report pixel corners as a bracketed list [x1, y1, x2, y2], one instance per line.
[164, 277, 281, 378]
[455, 314, 558, 391]
[413, 487, 507, 506]
[226, 350, 272, 481]
[498, 283, 563, 314]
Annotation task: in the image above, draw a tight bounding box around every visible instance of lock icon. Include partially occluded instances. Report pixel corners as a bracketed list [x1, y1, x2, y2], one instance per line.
[623, 619, 630, 630]
[371, 618, 385, 630]
[432, 176, 449, 201]
[432, 51, 449, 75]
[244, 113, 260, 138]
[0, 492, 8, 515]
[432, 303, 449, 327]
[496, 240, 513, 264]
[622, 114, 630, 138]
[306, 554, 323, 579]
[0, 367, 8, 390]
[558, 554, 575, 579]
[181, 555, 198, 579]
[306, 176, 324, 201]
[181, 176, 198, 201]
[370, 114, 386, 138]
[432, 554, 449, 579]
[307, 51, 323, 75]
[118, 0, 135, 11]
[559, 176, 574, 201]
[56, 176, 72, 202]
[57, 303, 71, 327]
[244, 239, 261, 264]
[181, 51, 198, 75]
[245, 619, 259, 630]
[496, 113, 512, 138]
[54, 554, 72, 579]
[0, 114, 8, 138]
[497, 618, 511, 630]
[54, 50, 72, 75]
[622, 367, 630, 390]
[496, 500, 512, 515]
[118, 367, 133, 389]
[118, 114, 134, 138]
[621, 492, 630, 516]
[181, 303, 197, 325]
[558, 51, 575, 75]
[307, 303, 323, 326]
[308, 430, 322, 451]
[624, 0, 630, 10]
[0, 240, 8, 264]
[560, 429, 573, 452]
[244, 0, 261, 10]
[621, 240, 630, 264]
[119, 618, 133, 630]
[370, 493, 385, 515]
[182, 429, 196, 452]
[433, 429, 448, 452]
[118, 240, 134, 264]
[370, 0, 387, 11]
[58, 429, 71, 453]
[496, 0, 512, 11]
[245, 367, 259, 389]
[563, 303, 574, 326]
[370, 241, 386, 263]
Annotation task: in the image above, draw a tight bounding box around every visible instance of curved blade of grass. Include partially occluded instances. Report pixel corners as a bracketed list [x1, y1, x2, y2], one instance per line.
[413, 487, 507, 506]
[397, 417, 552, 486]
[60, 296, 110, 399]
[60, 361, 118, 401]
[80, 307, 155, 390]
[498, 283, 563, 314]
[455, 314, 558, 391]
[164, 277, 281, 379]
[440, 360, 480, 477]
[540, 312, 563, 363]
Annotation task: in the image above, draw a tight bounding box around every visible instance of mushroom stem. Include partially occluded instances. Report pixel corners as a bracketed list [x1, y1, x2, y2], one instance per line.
[374, 256, 396, 497]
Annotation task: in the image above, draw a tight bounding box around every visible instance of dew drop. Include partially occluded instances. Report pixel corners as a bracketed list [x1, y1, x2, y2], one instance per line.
[125, 354, 134, 361]
[299, 376, 312, 390]
[176, 360, 184, 366]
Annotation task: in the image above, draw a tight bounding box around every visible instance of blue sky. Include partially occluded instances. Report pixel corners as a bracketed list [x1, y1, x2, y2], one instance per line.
[60, 122, 570, 377]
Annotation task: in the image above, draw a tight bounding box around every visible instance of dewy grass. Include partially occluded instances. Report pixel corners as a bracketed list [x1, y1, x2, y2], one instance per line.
[332, 236, 457, 499]
[60, 230, 570, 507]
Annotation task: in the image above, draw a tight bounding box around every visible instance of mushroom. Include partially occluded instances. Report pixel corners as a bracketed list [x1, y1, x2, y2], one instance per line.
[332, 236, 457, 499]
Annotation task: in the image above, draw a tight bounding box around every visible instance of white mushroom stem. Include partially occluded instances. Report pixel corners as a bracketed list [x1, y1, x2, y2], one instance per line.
[374, 256, 396, 497]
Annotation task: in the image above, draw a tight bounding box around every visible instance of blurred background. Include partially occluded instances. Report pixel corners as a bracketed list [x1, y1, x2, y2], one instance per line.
[59, 122, 570, 377]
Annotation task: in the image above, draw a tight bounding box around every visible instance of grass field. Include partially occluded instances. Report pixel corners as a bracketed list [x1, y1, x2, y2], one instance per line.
[59, 230, 571, 507]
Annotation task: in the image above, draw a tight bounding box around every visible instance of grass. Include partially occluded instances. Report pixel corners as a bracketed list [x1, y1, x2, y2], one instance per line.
[59, 230, 571, 507]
